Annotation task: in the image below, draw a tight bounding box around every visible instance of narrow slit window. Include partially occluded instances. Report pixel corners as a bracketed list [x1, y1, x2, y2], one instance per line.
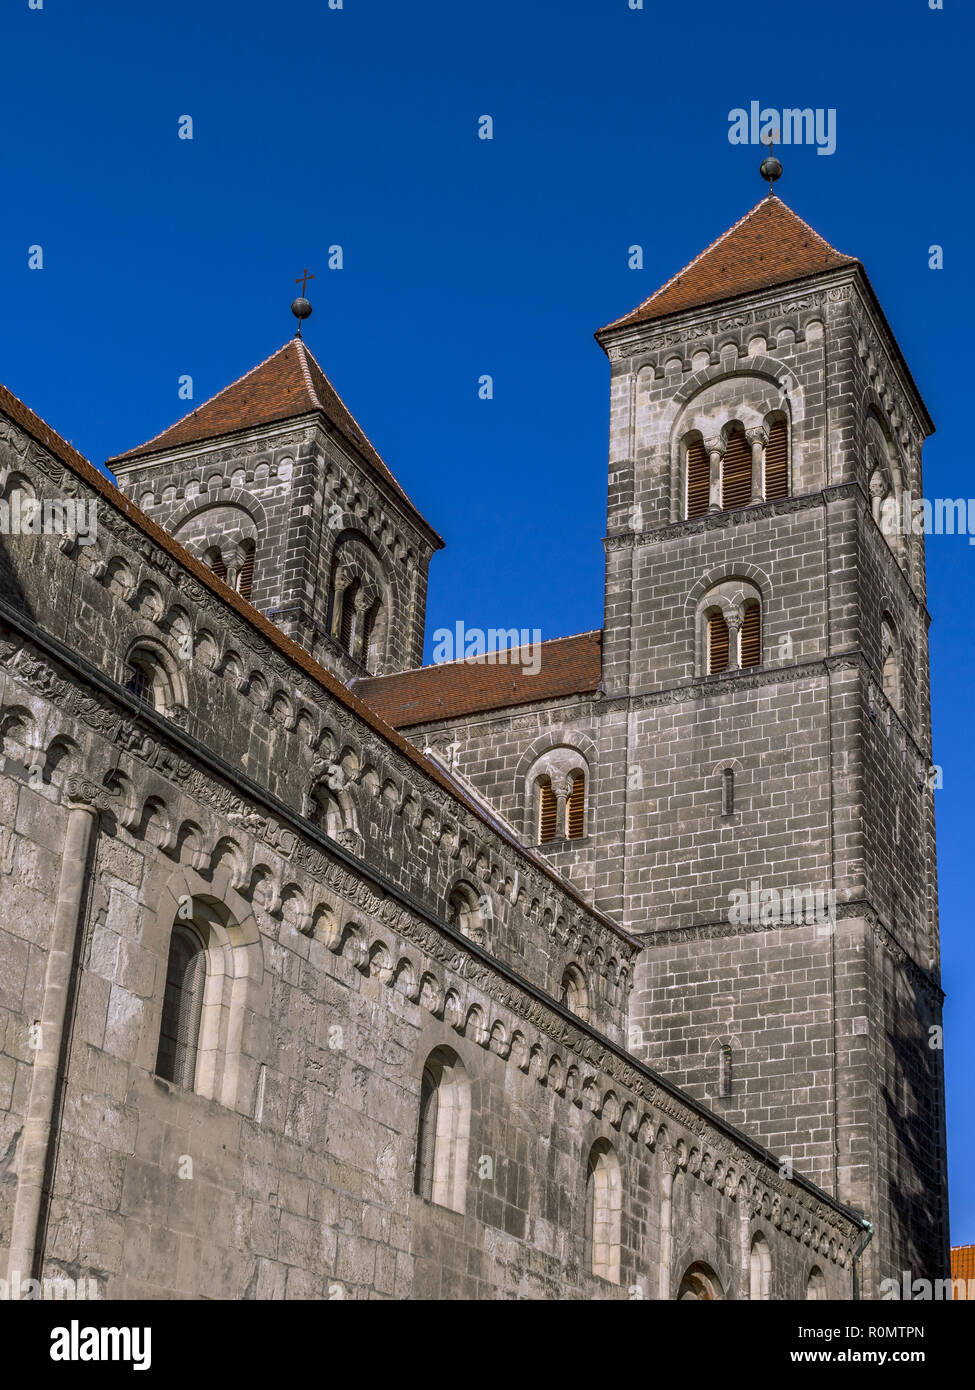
[686, 439, 710, 520]
[721, 429, 752, 510]
[719, 1044, 733, 1098]
[764, 418, 789, 500]
[722, 768, 734, 816]
[707, 612, 729, 674]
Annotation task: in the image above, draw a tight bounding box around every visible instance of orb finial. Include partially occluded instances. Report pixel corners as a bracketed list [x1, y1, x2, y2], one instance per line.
[760, 130, 782, 195]
[292, 268, 315, 337]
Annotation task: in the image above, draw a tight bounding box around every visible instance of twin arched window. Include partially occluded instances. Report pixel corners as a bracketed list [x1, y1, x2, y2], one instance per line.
[685, 417, 788, 520]
[530, 751, 589, 845]
[327, 533, 389, 672]
[700, 582, 762, 675]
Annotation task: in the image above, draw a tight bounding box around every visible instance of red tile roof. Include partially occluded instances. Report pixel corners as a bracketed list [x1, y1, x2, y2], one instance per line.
[354, 631, 603, 728]
[598, 195, 857, 333]
[951, 1245, 975, 1295]
[106, 338, 442, 544]
[0, 380, 628, 941]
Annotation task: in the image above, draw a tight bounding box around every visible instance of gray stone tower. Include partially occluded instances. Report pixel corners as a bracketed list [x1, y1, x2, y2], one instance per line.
[356, 191, 949, 1295]
[108, 336, 442, 681]
[593, 193, 947, 1291]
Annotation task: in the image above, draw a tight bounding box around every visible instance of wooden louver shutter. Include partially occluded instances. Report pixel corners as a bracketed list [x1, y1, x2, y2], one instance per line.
[764, 419, 788, 500]
[721, 429, 752, 510]
[739, 602, 761, 669]
[208, 550, 227, 583]
[538, 780, 557, 843]
[237, 545, 255, 601]
[686, 439, 710, 519]
[566, 773, 586, 839]
[707, 612, 729, 674]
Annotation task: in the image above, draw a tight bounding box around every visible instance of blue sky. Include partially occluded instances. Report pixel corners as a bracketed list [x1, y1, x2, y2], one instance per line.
[2, 0, 972, 1243]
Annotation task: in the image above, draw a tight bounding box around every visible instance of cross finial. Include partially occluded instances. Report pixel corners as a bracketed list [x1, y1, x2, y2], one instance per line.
[763, 128, 777, 158]
[291, 270, 314, 337]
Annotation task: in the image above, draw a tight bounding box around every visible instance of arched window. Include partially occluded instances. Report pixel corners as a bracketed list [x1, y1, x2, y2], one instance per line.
[585, 1140, 622, 1284]
[566, 771, 586, 839]
[764, 417, 789, 500]
[718, 1043, 733, 1097]
[881, 616, 901, 712]
[677, 1262, 723, 1300]
[806, 1266, 827, 1300]
[686, 437, 710, 520]
[749, 1234, 772, 1300]
[560, 963, 589, 1021]
[722, 768, 735, 816]
[124, 657, 155, 703]
[721, 426, 751, 510]
[309, 784, 344, 840]
[537, 776, 557, 844]
[413, 1047, 470, 1214]
[155, 924, 206, 1089]
[447, 884, 486, 946]
[707, 611, 729, 674]
[739, 601, 761, 669]
[237, 541, 255, 601]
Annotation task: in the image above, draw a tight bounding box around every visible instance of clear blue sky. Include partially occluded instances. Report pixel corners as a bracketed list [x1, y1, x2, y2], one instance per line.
[2, 0, 972, 1244]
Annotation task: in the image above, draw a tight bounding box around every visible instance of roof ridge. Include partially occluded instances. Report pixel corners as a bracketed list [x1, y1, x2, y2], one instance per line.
[299, 338, 387, 460]
[107, 339, 299, 463]
[293, 338, 323, 411]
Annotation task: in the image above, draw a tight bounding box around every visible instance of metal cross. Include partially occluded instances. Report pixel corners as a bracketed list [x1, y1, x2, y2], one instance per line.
[295, 268, 315, 296]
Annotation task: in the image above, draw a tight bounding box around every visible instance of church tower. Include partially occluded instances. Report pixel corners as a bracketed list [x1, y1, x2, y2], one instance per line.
[594, 186, 948, 1290]
[108, 330, 442, 682]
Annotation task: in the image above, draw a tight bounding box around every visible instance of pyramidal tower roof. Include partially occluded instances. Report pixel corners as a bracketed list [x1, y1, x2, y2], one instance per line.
[106, 337, 440, 541]
[598, 194, 858, 334]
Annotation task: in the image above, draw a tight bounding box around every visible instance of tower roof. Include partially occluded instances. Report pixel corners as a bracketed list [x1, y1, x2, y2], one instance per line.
[598, 194, 857, 334]
[106, 337, 442, 544]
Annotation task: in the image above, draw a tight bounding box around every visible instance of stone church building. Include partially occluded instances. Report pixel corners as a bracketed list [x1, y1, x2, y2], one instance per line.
[0, 189, 948, 1299]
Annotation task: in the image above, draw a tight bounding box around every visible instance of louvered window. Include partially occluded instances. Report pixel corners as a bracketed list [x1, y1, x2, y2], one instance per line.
[722, 768, 735, 816]
[686, 439, 710, 519]
[739, 602, 761, 669]
[155, 925, 206, 1089]
[538, 778, 557, 843]
[721, 429, 752, 510]
[414, 1066, 439, 1201]
[566, 772, 586, 839]
[764, 418, 789, 500]
[237, 544, 255, 601]
[707, 612, 729, 674]
[206, 548, 227, 583]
